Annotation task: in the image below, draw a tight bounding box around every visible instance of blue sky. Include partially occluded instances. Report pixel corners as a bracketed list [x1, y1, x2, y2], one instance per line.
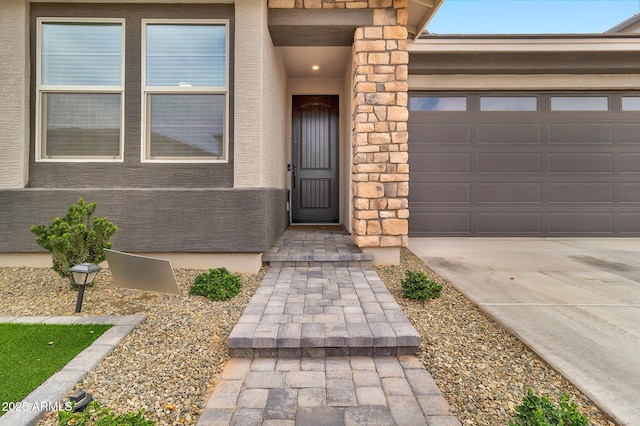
[426, 0, 640, 34]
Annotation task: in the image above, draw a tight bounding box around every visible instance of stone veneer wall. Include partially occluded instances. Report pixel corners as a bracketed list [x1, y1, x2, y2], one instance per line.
[268, 0, 409, 250]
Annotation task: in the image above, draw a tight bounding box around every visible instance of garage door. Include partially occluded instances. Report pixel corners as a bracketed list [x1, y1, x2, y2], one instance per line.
[408, 92, 640, 236]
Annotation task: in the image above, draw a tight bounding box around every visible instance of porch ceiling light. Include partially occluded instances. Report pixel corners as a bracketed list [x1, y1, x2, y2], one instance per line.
[69, 263, 102, 313]
[312, 65, 320, 71]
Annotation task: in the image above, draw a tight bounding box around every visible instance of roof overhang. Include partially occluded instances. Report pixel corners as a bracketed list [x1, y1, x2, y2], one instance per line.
[605, 13, 640, 34]
[407, 0, 444, 40]
[407, 35, 640, 76]
[408, 35, 640, 53]
[268, 8, 372, 46]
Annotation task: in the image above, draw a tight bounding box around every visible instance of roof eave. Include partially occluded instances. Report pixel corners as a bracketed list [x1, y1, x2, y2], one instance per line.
[407, 0, 445, 40]
[408, 34, 640, 53]
[605, 13, 640, 33]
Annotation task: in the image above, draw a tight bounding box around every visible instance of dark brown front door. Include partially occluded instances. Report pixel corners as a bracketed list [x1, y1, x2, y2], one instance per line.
[291, 95, 339, 223]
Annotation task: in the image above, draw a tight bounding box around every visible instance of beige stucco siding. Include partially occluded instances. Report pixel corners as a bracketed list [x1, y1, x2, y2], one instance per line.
[234, 0, 264, 188]
[235, 0, 287, 189]
[261, 9, 287, 189]
[342, 64, 354, 232]
[0, 0, 29, 189]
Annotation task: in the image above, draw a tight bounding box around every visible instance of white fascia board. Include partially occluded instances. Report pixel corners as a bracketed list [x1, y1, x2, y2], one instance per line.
[408, 37, 640, 53]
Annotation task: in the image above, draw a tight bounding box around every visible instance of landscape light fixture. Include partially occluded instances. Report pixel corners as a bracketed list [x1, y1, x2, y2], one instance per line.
[69, 263, 102, 313]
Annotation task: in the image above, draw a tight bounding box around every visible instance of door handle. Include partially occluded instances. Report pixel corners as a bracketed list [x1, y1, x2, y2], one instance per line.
[292, 171, 296, 188]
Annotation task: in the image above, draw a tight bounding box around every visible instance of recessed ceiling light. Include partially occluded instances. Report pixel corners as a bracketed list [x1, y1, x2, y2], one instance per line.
[312, 65, 320, 71]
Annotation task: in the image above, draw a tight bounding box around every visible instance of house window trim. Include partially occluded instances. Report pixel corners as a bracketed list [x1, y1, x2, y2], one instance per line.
[141, 19, 230, 164]
[35, 17, 126, 163]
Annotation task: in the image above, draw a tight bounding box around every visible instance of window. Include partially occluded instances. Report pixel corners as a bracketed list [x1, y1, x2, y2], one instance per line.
[551, 96, 608, 111]
[36, 19, 124, 161]
[410, 96, 467, 111]
[480, 97, 537, 111]
[142, 21, 228, 162]
[622, 96, 640, 111]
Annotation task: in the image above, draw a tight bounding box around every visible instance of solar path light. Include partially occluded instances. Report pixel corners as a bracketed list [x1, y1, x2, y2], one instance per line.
[69, 263, 102, 313]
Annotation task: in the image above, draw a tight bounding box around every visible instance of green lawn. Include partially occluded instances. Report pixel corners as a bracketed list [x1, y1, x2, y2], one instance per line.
[0, 323, 111, 411]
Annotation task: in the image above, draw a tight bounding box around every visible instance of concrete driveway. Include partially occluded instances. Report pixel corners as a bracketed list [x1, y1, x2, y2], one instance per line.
[409, 238, 640, 426]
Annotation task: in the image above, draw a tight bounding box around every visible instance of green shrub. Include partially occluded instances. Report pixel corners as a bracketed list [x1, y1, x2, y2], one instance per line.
[30, 198, 118, 281]
[510, 388, 589, 426]
[190, 267, 241, 301]
[58, 400, 156, 426]
[401, 270, 442, 301]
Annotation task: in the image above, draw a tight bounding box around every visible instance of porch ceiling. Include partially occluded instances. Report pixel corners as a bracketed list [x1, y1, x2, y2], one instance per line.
[269, 0, 443, 78]
[278, 46, 351, 79]
[268, 8, 372, 46]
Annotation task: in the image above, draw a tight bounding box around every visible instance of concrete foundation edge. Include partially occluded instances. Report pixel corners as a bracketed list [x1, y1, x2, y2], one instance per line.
[362, 247, 400, 266]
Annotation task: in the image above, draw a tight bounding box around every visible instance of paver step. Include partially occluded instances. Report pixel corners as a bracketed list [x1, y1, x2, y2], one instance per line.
[228, 264, 420, 358]
[262, 229, 373, 266]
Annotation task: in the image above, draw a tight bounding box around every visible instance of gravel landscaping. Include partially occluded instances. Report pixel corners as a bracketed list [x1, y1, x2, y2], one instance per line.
[0, 248, 616, 425]
[376, 248, 616, 426]
[0, 266, 265, 425]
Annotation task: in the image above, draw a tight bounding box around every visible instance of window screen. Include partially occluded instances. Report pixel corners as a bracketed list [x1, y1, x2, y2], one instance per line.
[146, 24, 226, 87]
[38, 21, 123, 160]
[143, 22, 228, 161]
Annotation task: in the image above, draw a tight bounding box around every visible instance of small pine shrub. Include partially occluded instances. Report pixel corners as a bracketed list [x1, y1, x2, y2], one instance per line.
[30, 198, 118, 281]
[58, 400, 156, 426]
[401, 270, 442, 301]
[190, 267, 241, 301]
[510, 388, 589, 426]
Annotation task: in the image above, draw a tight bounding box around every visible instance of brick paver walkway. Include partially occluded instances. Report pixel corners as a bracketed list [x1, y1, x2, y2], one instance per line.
[197, 229, 460, 425]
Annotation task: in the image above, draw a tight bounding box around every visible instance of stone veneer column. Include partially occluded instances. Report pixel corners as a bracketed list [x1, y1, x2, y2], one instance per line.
[351, 1, 409, 251]
[267, 0, 410, 258]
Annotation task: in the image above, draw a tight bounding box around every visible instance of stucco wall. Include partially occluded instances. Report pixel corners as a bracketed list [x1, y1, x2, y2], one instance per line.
[235, 0, 288, 189]
[234, 0, 264, 188]
[0, 188, 288, 253]
[343, 63, 354, 232]
[29, 3, 235, 189]
[261, 7, 288, 189]
[0, 0, 29, 189]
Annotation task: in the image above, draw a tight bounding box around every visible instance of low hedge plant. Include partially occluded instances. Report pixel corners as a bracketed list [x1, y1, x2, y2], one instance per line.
[401, 270, 443, 301]
[510, 388, 589, 426]
[189, 267, 241, 301]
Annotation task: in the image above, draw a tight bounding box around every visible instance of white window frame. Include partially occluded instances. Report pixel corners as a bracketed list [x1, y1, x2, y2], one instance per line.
[141, 19, 229, 163]
[35, 18, 125, 162]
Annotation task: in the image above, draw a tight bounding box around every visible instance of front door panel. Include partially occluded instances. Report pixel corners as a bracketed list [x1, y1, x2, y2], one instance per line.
[291, 95, 339, 223]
